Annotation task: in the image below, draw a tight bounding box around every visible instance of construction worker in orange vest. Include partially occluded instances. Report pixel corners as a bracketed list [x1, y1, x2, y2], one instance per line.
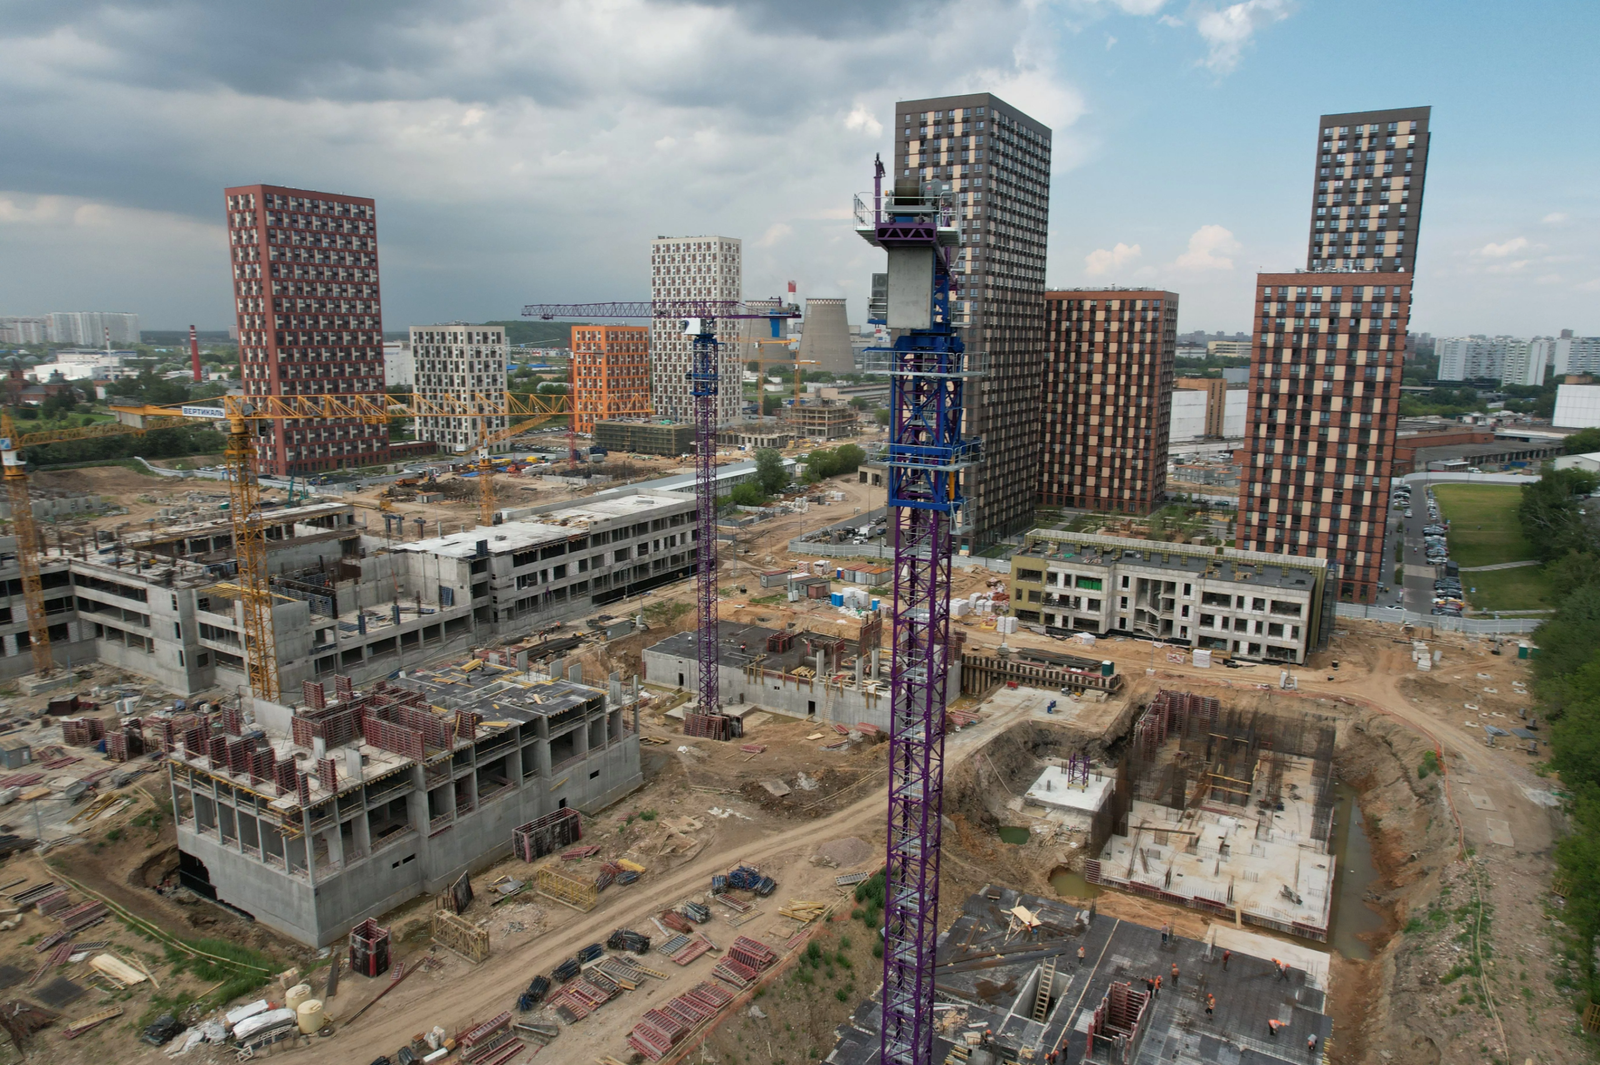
[1268, 1019, 1284, 1037]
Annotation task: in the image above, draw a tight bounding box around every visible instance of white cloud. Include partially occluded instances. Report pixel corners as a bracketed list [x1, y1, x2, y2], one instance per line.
[1542, 212, 1569, 224]
[1194, 0, 1292, 74]
[1084, 241, 1142, 275]
[1575, 278, 1600, 293]
[1172, 224, 1240, 271]
[1158, 13, 1184, 27]
[1106, 34, 1118, 49]
[844, 104, 882, 137]
[1536, 273, 1563, 285]
[756, 222, 792, 248]
[1477, 237, 1530, 258]
[1094, 0, 1169, 13]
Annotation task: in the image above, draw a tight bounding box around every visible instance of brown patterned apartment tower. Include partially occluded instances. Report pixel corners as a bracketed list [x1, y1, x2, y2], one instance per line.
[1305, 107, 1430, 275]
[1235, 273, 1409, 604]
[1038, 290, 1178, 515]
[223, 184, 388, 476]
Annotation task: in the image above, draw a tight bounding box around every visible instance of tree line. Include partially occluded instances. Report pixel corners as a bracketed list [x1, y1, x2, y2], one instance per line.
[1529, 461, 1600, 1005]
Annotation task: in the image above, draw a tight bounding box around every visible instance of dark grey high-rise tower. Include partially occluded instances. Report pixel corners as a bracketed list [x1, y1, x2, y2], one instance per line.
[893, 93, 1051, 548]
[1306, 107, 1431, 275]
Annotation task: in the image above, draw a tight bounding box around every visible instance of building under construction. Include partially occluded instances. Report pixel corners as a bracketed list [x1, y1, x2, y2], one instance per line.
[0, 489, 698, 694]
[167, 658, 643, 946]
[1087, 690, 1341, 942]
[592, 419, 696, 456]
[828, 884, 1332, 1065]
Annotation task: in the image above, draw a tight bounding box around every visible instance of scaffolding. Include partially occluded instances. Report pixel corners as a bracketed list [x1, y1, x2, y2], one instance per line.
[536, 866, 598, 912]
[431, 910, 491, 964]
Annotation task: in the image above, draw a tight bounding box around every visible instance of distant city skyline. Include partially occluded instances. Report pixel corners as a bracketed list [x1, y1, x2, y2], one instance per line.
[1, 1, 1596, 336]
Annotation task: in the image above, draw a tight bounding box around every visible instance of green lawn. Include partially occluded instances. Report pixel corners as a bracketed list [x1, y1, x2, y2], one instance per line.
[1430, 484, 1538, 567]
[1429, 483, 1551, 612]
[1455, 565, 1555, 613]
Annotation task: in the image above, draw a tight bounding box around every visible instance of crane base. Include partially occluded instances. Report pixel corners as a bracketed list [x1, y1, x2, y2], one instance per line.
[20, 673, 76, 696]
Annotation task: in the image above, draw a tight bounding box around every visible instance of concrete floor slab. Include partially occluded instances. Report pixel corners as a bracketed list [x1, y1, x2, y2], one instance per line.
[1467, 790, 1496, 811]
[1485, 818, 1514, 847]
[1024, 766, 1113, 814]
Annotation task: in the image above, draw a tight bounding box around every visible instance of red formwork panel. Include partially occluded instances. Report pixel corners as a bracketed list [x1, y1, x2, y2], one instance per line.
[361, 715, 424, 759]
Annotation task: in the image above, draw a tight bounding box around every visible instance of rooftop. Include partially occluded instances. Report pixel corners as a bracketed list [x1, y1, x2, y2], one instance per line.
[1016, 532, 1324, 591]
[396, 491, 694, 557]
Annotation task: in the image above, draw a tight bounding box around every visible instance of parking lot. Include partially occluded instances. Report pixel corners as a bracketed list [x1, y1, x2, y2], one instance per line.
[1395, 483, 1462, 616]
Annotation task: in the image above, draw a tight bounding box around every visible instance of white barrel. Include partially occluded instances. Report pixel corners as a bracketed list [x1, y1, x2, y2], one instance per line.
[284, 983, 312, 1012]
[296, 999, 325, 1034]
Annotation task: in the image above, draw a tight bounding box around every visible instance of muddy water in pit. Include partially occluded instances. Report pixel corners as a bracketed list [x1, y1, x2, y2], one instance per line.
[1049, 867, 1102, 899]
[1327, 781, 1384, 961]
[997, 826, 1031, 845]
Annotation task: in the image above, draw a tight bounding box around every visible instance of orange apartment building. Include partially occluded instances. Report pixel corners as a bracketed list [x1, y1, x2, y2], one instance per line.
[570, 325, 651, 434]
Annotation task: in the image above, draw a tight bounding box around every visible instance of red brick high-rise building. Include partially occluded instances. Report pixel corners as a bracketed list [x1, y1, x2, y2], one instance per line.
[1235, 273, 1409, 604]
[223, 184, 387, 476]
[1038, 289, 1177, 515]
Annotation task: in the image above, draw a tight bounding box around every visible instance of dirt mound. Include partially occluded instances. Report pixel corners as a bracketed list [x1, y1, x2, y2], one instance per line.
[813, 836, 874, 868]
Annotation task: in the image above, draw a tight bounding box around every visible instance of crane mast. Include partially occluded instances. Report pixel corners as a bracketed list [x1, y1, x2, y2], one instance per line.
[856, 157, 976, 1065]
[522, 300, 799, 724]
[1, 415, 54, 677]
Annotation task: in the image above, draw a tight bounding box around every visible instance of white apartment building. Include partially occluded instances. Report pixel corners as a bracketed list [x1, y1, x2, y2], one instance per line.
[1504, 338, 1553, 387]
[649, 236, 744, 426]
[45, 311, 140, 346]
[1009, 530, 1330, 664]
[1554, 333, 1600, 376]
[1436, 335, 1509, 381]
[383, 339, 414, 388]
[411, 325, 507, 452]
[0, 317, 49, 345]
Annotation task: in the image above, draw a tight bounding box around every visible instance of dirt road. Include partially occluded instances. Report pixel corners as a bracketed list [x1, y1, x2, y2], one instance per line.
[289, 685, 1029, 1065]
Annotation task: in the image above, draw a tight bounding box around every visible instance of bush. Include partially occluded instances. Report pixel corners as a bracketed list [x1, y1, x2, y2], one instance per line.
[1418, 750, 1439, 778]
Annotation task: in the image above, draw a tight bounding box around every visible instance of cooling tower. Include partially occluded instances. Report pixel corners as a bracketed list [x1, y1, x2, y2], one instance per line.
[797, 298, 854, 374]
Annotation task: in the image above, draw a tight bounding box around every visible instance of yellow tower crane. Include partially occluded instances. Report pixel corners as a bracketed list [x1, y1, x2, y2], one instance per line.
[108, 390, 575, 701]
[0, 412, 188, 676]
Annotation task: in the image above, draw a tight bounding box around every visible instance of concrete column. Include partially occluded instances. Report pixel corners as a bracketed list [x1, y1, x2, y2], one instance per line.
[303, 805, 317, 887]
[535, 719, 552, 780]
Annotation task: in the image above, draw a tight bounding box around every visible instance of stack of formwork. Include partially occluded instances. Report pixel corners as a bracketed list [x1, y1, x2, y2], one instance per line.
[513, 809, 582, 862]
[61, 718, 105, 748]
[349, 918, 391, 977]
[683, 712, 732, 741]
[457, 1013, 522, 1065]
[626, 982, 734, 1061]
[105, 725, 145, 762]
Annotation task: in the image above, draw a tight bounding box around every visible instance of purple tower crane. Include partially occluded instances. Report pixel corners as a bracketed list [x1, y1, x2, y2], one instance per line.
[854, 157, 977, 1065]
[523, 300, 798, 724]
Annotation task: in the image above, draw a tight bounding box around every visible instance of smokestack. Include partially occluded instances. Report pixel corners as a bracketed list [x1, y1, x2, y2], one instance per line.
[190, 325, 202, 382]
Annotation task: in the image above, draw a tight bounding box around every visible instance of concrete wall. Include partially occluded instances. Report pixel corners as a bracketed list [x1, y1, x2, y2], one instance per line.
[642, 647, 904, 731]
[1223, 390, 1248, 437]
[1168, 389, 1207, 443]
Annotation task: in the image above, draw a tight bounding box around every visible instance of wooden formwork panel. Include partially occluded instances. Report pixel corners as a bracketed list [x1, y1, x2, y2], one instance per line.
[536, 866, 598, 912]
[431, 910, 491, 964]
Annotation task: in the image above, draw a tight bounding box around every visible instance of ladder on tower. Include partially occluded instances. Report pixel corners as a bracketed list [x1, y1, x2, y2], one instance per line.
[1032, 958, 1056, 1023]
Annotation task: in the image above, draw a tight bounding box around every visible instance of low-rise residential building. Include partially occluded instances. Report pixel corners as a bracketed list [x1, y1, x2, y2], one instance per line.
[1007, 530, 1330, 663]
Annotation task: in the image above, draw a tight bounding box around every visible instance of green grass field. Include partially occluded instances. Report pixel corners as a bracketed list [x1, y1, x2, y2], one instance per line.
[1430, 484, 1538, 567]
[1430, 483, 1550, 611]
[1453, 565, 1555, 613]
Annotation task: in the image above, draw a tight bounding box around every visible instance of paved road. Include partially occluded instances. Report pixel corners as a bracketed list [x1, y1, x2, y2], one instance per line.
[1396, 489, 1439, 615]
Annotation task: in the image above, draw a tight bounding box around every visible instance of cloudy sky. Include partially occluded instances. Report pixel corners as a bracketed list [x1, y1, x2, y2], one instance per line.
[2, 0, 1596, 336]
